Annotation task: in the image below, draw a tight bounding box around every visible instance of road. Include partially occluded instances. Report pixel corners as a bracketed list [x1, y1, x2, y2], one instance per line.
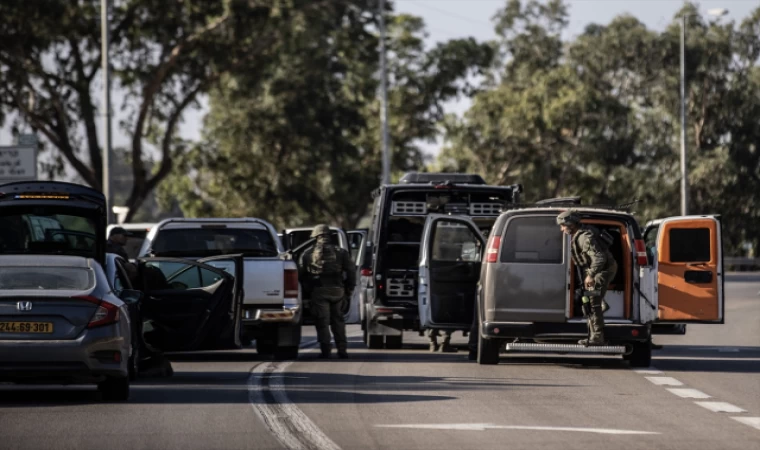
[1, 274, 758, 450]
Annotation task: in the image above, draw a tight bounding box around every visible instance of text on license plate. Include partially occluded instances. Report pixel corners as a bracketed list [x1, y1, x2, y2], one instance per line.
[0, 322, 54, 333]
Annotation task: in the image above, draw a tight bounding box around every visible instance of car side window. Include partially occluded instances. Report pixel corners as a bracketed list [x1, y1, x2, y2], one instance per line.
[431, 221, 482, 263]
[643, 225, 659, 265]
[143, 261, 225, 291]
[113, 259, 133, 296]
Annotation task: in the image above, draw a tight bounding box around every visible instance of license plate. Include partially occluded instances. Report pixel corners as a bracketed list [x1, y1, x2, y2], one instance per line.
[0, 322, 54, 334]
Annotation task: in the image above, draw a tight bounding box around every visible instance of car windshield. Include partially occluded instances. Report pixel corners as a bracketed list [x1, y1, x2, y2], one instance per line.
[150, 227, 278, 257]
[0, 213, 98, 259]
[0, 266, 95, 290]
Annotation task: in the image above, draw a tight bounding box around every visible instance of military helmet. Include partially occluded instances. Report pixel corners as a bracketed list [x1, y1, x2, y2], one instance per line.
[311, 224, 331, 238]
[556, 210, 582, 226]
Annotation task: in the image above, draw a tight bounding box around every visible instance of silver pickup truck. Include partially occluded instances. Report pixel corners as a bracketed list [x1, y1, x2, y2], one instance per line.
[138, 218, 302, 359]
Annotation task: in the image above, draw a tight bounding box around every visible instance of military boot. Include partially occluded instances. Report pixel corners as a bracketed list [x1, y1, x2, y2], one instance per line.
[580, 306, 607, 346]
[319, 344, 331, 359]
[439, 336, 457, 353]
[337, 348, 349, 359]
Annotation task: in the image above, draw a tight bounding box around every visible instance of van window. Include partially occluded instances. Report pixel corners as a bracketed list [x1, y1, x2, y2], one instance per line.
[669, 228, 711, 262]
[431, 222, 482, 262]
[501, 216, 563, 264]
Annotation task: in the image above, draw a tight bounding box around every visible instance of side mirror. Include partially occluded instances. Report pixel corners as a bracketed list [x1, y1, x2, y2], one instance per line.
[120, 289, 144, 304]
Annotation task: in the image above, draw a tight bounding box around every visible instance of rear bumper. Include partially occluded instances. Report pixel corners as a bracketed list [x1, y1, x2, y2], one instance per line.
[0, 327, 129, 383]
[482, 321, 650, 342]
[241, 300, 301, 325]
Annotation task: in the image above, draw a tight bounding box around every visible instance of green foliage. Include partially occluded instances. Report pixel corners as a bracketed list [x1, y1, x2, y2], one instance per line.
[441, 0, 760, 254]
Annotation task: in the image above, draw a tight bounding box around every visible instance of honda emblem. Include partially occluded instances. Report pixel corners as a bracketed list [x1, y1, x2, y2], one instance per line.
[17, 301, 33, 311]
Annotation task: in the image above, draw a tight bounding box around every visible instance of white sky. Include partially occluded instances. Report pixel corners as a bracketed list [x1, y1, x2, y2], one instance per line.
[2, 0, 757, 163]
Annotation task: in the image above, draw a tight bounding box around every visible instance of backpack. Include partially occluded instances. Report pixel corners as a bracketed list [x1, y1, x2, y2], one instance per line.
[309, 243, 343, 277]
[597, 229, 614, 249]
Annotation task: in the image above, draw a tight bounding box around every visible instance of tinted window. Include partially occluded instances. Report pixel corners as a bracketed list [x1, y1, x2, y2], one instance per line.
[669, 228, 711, 262]
[431, 222, 482, 262]
[287, 230, 340, 250]
[150, 228, 277, 257]
[122, 230, 149, 259]
[500, 216, 563, 264]
[0, 213, 97, 257]
[0, 267, 94, 290]
[142, 261, 225, 291]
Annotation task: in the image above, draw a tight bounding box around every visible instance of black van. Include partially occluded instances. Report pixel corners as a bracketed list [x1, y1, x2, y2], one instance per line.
[0, 181, 107, 264]
[360, 172, 522, 349]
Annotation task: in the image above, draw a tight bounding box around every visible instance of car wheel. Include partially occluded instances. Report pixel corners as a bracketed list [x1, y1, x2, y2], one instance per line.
[627, 341, 652, 368]
[256, 340, 276, 355]
[98, 376, 130, 402]
[478, 333, 500, 365]
[128, 346, 139, 381]
[385, 335, 403, 349]
[273, 346, 299, 361]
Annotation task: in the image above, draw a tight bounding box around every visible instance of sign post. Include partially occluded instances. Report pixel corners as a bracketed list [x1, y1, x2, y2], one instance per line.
[0, 145, 37, 183]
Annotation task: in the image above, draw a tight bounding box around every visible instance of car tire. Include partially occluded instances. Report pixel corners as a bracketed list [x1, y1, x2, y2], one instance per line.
[128, 347, 139, 381]
[362, 324, 368, 344]
[385, 335, 403, 349]
[367, 334, 383, 349]
[273, 346, 299, 361]
[98, 376, 130, 402]
[627, 341, 652, 368]
[478, 334, 500, 365]
[256, 340, 276, 355]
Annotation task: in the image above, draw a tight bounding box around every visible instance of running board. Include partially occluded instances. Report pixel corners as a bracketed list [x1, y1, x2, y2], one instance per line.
[504, 343, 628, 355]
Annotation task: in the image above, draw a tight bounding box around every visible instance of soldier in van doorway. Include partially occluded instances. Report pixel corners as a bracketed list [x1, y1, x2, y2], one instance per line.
[557, 210, 617, 346]
[300, 224, 356, 359]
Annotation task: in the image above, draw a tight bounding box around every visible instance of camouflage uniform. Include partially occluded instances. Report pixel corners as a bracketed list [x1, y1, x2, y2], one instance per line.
[558, 211, 617, 346]
[299, 225, 356, 358]
[426, 329, 456, 353]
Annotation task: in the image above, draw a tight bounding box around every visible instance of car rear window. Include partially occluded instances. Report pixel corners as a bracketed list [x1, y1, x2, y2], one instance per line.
[151, 228, 278, 257]
[500, 216, 564, 264]
[0, 267, 95, 290]
[0, 213, 98, 258]
[669, 228, 711, 262]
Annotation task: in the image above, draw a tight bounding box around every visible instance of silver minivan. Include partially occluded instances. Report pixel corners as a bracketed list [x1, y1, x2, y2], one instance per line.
[416, 206, 726, 367]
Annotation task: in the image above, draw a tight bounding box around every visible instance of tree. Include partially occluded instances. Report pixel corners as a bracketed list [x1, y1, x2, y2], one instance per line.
[159, 4, 493, 229]
[0, 0, 336, 221]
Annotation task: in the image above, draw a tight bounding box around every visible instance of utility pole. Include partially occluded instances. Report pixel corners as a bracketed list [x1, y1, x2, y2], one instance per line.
[379, 0, 391, 185]
[679, 14, 688, 216]
[101, 0, 113, 222]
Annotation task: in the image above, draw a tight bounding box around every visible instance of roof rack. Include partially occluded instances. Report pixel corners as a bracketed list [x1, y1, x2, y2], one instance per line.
[398, 172, 487, 185]
[499, 201, 637, 214]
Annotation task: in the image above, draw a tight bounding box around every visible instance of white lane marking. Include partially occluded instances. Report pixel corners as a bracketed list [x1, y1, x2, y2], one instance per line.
[695, 402, 747, 413]
[666, 388, 711, 399]
[634, 369, 663, 374]
[249, 362, 342, 450]
[375, 423, 660, 435]
[645, 376, 683, 386]
[731, 417, 760, 431]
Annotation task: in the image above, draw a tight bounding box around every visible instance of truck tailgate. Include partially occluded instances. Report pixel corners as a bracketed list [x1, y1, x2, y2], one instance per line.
[243, 257, 285, 305]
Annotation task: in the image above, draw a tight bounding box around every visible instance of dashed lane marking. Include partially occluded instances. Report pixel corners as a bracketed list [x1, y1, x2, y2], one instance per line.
[644, 376, 683, 386]
[731, 417, 760, 431]
[634, 369, 663, 375]
[374, 423, 660, 435]
[695, 402, 747, 414]
[666, 388, 711, 399]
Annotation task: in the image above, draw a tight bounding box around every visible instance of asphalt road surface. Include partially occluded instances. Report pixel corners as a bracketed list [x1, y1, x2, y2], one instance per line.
[1, 274, 758, 450]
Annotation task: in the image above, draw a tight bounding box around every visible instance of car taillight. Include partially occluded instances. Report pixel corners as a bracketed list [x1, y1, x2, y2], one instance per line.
[77, 296, 120, 328]
[284, 268, 299, 297]
[486, 236, 501, 263]
[634, 239, 649, 266]
[361, 268, 373, 277]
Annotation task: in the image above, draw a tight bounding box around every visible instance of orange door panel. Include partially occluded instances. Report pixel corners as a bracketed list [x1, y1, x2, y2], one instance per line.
[657, 217, 723, 323]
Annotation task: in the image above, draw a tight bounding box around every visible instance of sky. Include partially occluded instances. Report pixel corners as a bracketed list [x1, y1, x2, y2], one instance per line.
[2, 0, 758, 161]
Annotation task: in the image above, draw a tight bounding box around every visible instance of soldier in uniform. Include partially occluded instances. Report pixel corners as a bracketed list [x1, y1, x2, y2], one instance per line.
[299, 224, 356, 359]
[427, 329, 457, 353]
[557, 210, 617, 346]
[106, 227, 132, 260]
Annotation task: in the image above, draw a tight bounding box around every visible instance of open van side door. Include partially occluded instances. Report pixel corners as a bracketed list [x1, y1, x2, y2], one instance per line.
[345, 230, 368, 324]
[418, 214, 485, 329]
[652, 216, 724, 323]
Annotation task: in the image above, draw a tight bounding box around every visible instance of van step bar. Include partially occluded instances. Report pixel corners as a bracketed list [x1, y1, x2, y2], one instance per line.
[504, 343, 629, 355]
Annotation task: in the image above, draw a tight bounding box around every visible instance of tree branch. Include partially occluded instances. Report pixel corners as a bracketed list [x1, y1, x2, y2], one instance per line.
[69, 38, 103, 181]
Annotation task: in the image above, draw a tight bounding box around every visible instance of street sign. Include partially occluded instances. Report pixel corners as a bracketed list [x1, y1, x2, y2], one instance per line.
[0, 145, 37, 182]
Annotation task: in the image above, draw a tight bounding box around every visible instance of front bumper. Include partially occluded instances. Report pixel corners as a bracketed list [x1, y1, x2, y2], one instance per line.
[0, 326, 129, 383]
[482, 321, 650, 342]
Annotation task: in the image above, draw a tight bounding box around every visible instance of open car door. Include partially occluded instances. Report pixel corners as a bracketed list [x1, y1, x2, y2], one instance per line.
[418, 214, 484, 329]
[138, 256, 244, 351]
[652, 216, 724, 323]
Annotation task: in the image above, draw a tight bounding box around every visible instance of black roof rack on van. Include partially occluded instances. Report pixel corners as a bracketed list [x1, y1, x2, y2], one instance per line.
[398, 172, 487, 185]
[499, 198, 638, 214]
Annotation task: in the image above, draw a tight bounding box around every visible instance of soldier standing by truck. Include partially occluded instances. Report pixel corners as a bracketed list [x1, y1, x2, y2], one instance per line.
[300, 224, 356, 359]
[557, 210, 617, 346]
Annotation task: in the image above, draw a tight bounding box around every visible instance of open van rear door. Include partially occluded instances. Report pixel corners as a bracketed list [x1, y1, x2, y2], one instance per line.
[418, 214, 484, 329]
[653, 216, 724, 323]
